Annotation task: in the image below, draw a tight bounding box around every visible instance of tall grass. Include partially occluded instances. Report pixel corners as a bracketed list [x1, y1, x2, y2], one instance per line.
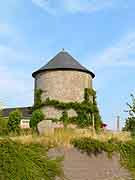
[11, 128, 132, 147]
[0, 139, 65, 180]
[0, 117, 8, 136]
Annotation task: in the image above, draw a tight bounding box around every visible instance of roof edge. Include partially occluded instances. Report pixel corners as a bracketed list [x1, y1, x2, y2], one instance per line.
[32, 68, 95, 79]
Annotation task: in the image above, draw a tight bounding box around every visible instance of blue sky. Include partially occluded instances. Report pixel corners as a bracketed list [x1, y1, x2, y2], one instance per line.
[0, 0, 135, 129]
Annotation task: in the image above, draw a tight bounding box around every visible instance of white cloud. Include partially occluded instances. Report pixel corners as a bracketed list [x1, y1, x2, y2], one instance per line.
[31, 0, 122, 15]
[90, 32, 135, 69]
[64, 0, 113, 13]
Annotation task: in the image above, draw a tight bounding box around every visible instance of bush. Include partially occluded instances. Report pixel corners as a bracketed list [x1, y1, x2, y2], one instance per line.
[71, 137, 103, 155]
[0, 117, 8, 136]
[0, 139, 65, 180]
[30, 109, 44, 130]
[7, 109, 22, 133]
[0, 104, 8, 136]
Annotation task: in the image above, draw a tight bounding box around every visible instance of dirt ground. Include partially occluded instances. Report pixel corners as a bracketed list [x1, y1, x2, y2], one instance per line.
[49, 147, 132, 180]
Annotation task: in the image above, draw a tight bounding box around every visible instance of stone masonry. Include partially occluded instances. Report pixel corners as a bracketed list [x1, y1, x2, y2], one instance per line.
[35, 70, 92, 119]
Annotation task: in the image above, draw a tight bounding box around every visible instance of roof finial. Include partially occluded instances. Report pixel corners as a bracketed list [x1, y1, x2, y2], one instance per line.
[62, 48, 65, 52]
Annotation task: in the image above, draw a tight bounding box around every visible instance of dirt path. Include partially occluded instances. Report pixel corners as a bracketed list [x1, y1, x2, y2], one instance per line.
[49, 148, 132, 180]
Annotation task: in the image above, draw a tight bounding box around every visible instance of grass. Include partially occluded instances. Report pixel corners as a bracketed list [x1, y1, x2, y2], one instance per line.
[0, 138, 65, 180]
[0, 117, 8, 136]
[11, 128, 132, 147]
[0, 128, 133, 179]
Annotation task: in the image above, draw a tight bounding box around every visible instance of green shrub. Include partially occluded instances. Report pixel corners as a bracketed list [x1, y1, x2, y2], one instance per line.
[0, 105, 8, 136]
[30, 109, 44, 130]
[0, 118, 8, 136]
[0, 118, 8, 128]
[71, 137, 120, 157]
[0, 139, 65, 180]
[7, 109, 22, 133]
[71, 137, 106, 156]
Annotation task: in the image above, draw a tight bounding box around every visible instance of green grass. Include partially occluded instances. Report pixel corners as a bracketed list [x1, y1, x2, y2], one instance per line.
[71, 137, 135, 179]
[0, 117, 8, 136]
[0, 139, 65, 180]
[0, 126, 133, 179]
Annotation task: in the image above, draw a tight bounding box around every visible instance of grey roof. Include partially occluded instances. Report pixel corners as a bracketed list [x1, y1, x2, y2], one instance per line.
[2, 107, 32, 118]
[32, 51, 95, 78]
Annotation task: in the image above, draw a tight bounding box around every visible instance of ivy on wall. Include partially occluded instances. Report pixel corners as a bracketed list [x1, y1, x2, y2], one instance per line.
[34, 89, 43, 110]
[34, 88, 102, 130]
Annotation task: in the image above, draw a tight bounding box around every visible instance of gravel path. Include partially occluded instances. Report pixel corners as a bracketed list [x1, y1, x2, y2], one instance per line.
[49, 148, 132, 180]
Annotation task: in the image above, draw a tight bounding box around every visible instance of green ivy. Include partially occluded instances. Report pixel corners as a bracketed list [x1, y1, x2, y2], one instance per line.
[34, 89, 43, 110]
[84, 88, 95, 102]
[34, 88, 102, 130]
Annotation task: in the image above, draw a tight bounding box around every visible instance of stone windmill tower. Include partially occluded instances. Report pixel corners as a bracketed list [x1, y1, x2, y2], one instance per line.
[32, 50, 95, 119]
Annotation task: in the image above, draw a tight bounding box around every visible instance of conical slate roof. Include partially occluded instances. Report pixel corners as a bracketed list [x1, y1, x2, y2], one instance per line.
[32, 51, 95, 78]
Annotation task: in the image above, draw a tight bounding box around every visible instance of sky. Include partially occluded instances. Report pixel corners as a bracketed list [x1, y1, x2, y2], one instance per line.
[0, 0, 135, 129]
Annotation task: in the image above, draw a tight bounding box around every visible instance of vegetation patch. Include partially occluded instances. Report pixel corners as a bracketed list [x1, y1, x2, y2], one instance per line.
[34, 88, 102, 130]
[0, 139, 65, 180]
[30, 109, 44, 131]
[7, 109, 22, 134]
[0, 118, 8, 136]
[123, 94, 135, 137]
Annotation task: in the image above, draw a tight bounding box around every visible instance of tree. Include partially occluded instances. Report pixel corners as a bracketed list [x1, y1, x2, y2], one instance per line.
[123, 94, 135, 132]
[7, 109, 22, 133]
[30, 109, 44, 130]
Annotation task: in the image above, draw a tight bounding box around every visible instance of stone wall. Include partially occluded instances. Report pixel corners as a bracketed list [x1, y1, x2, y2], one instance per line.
[35, 70, 92, 119]
[41, 106, 77, 119]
